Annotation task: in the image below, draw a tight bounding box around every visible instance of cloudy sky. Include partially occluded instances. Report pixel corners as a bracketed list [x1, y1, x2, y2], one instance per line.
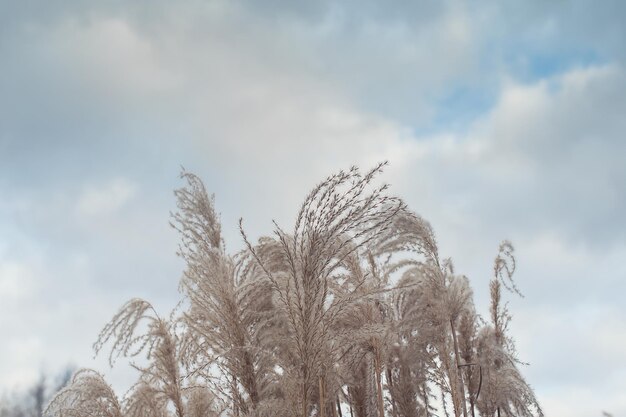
[1, 1, 625, 415]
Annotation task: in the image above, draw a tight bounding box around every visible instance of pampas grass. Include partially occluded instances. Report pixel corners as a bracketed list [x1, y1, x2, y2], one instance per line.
[46, 164, 541, 417]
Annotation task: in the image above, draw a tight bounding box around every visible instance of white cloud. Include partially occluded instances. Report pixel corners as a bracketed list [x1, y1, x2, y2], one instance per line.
[76, 178, 136, 218]
[382, 63, 626, 250]
[0, 261, 34, 301]
[0, 337, 43, 389]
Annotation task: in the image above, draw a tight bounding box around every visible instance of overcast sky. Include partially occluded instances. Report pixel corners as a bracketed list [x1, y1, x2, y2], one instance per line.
[1, 1, 625, 416]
